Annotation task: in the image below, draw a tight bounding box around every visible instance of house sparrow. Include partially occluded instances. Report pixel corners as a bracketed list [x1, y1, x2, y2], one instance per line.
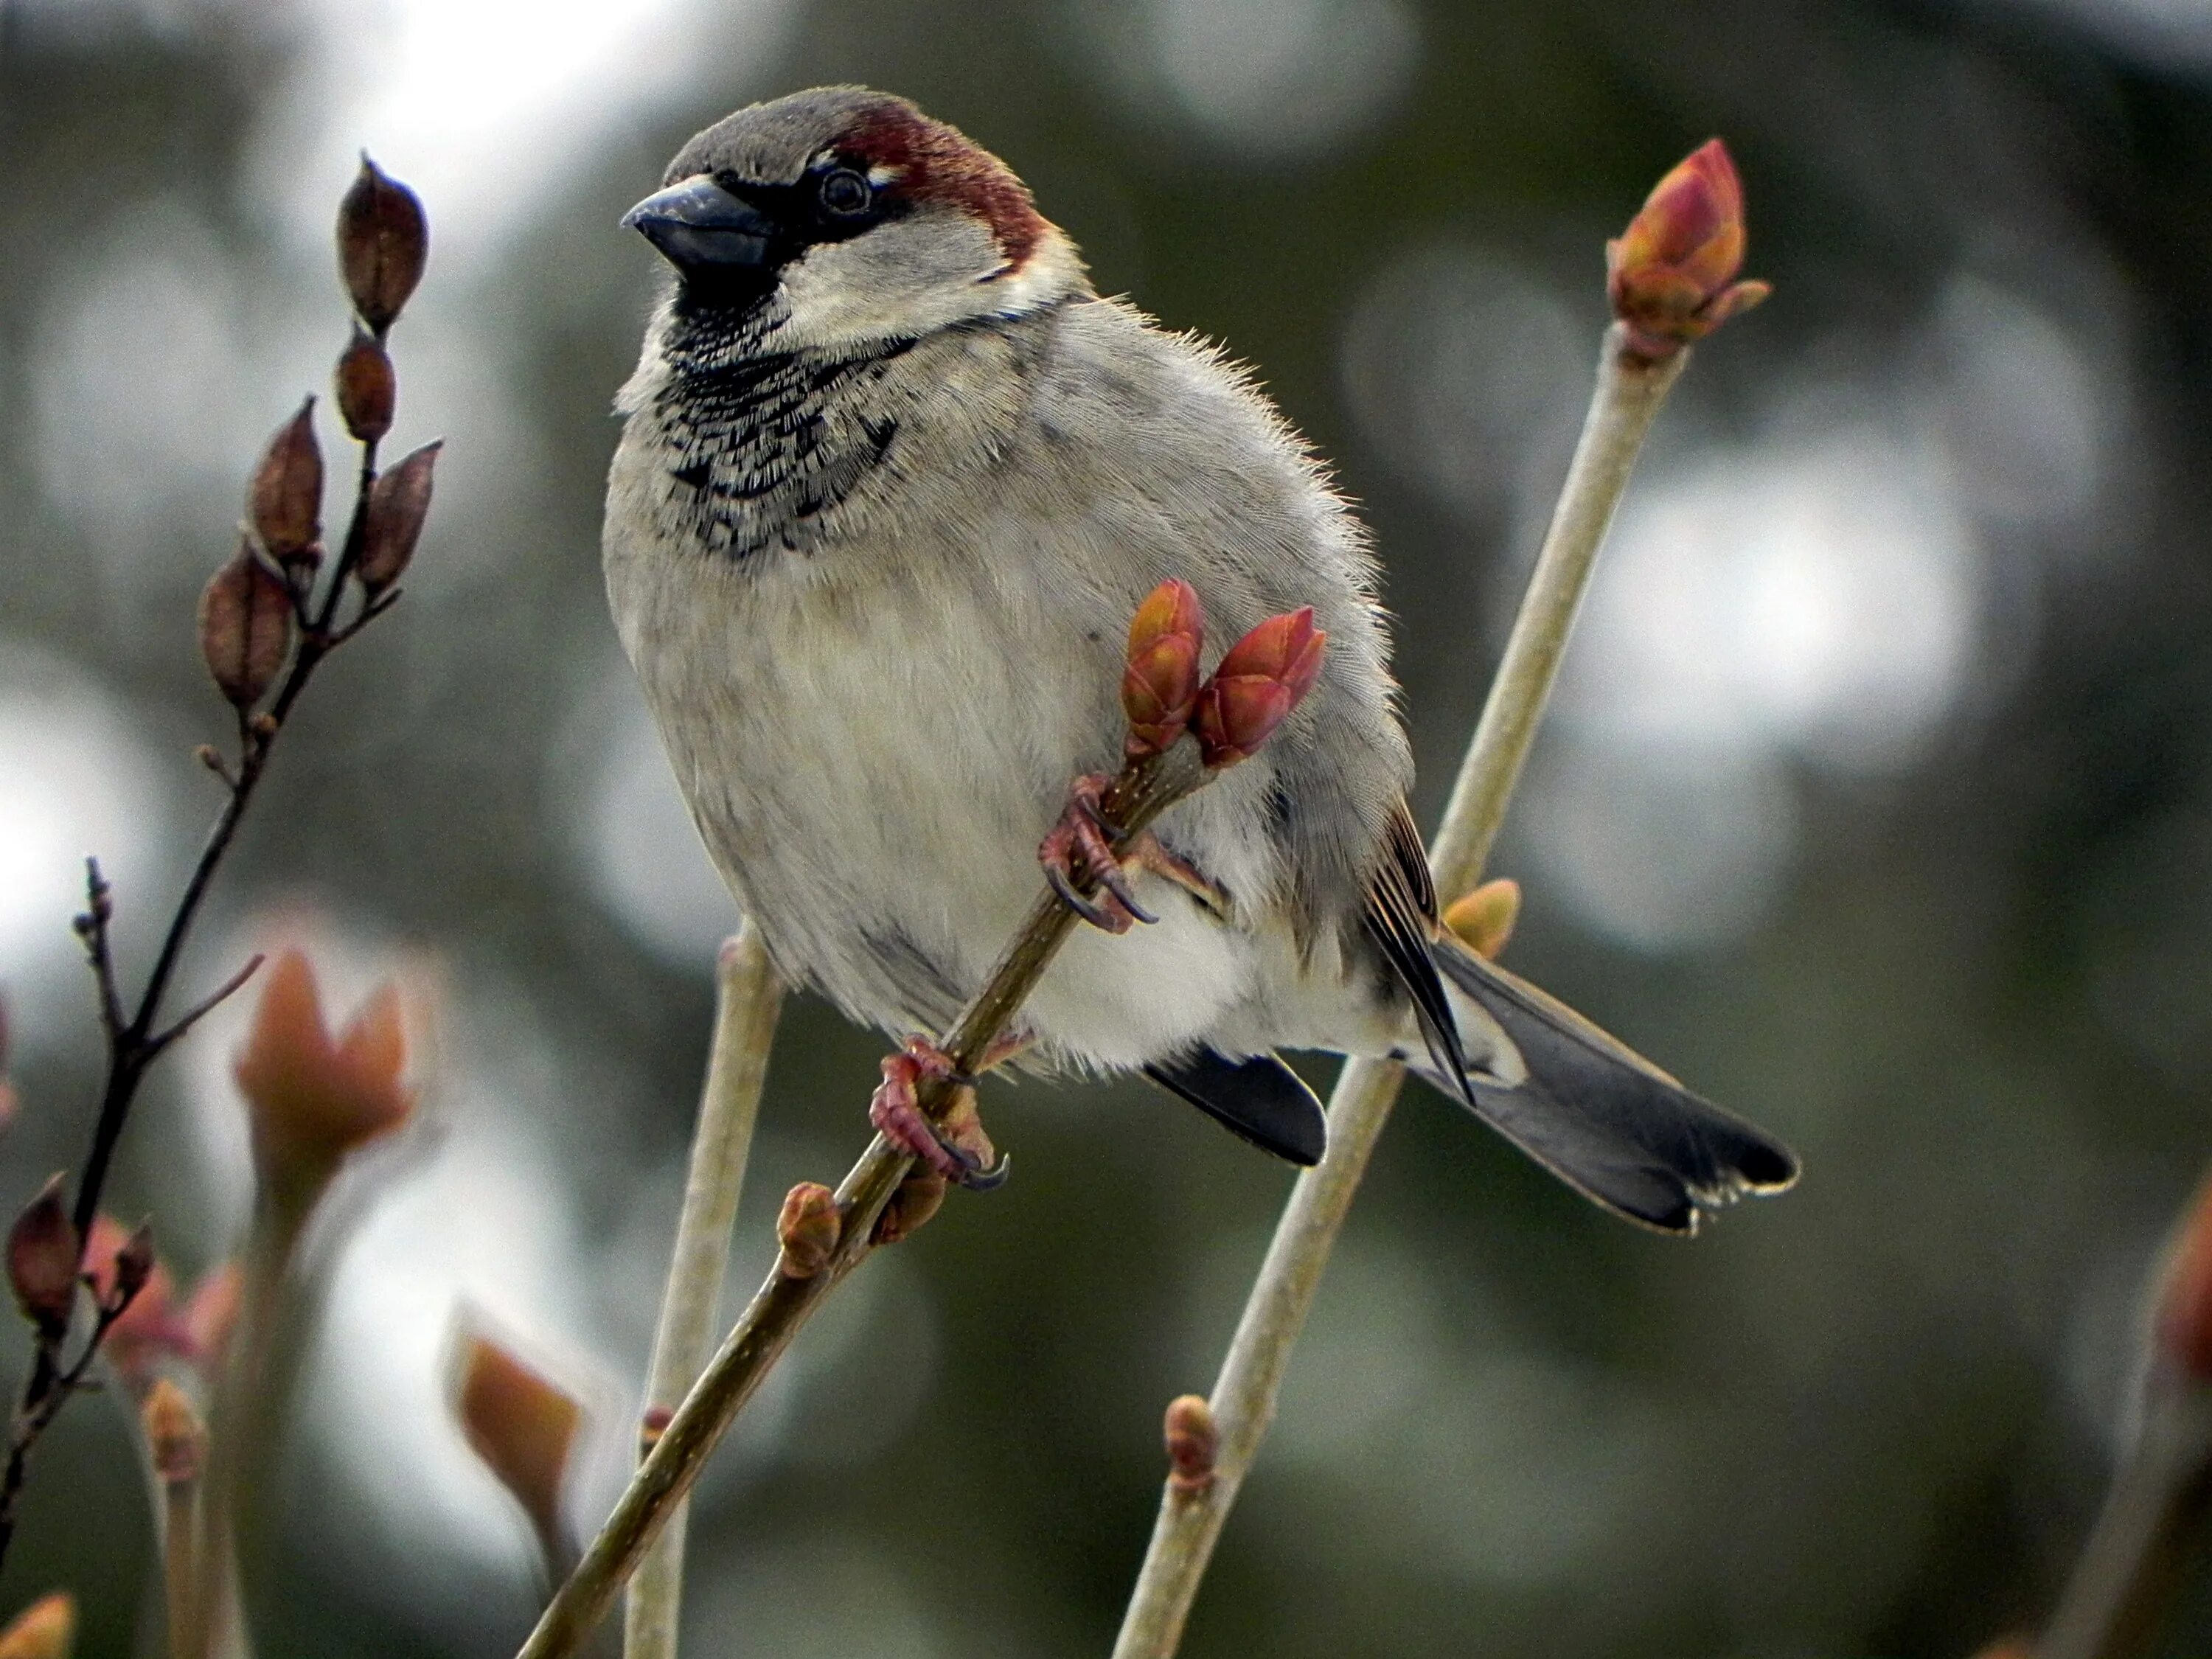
[603, 86, 1797, 1232]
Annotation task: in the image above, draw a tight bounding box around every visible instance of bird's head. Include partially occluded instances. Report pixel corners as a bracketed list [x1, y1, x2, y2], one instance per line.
[625, 87, 1088, 354]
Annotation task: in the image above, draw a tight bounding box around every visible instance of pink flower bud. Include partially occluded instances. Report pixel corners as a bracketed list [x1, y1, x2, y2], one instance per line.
[452, 1326, 582, 1557]
[198, 540, 293, 710]
[1607, 139, 1771, 363]
[776, 1182, 841, 1279]
[1164, 1394, 1217, 1495]
[234, 950, 415, 1211]
[358, 440, 440, 594]
[335, 328, 396, 445]
[7, 1177, 76, 1340]
[248, 398, 323, 566]
[85, 1214, 180, 1388]
[1192, 608, 1326, 768]
[338, 157, 428, 335]
[1121, 579, 1206, 758]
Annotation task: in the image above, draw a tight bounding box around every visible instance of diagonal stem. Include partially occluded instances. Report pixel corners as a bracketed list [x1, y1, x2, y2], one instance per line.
[1110, 327, 1686, 1659]
[518, 748, 1203, 1659]
[622, 926, 784, 1659]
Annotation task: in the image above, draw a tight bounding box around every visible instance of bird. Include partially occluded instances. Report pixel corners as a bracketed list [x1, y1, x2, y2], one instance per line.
[602, 86, 1798, 1234]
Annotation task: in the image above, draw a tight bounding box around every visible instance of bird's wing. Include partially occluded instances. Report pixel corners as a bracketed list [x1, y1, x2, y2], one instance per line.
[1361, 798, 1472, 1099]
[1144, 1048, 1327, 1165]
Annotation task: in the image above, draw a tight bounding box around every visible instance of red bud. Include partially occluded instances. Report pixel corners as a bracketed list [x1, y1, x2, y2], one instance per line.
[1607, 139, 1770, 363]
[1164, 1394, 1218, 1495]
[358, 440, 439, 594]
[1192, 607, 1326, 768]
[452, 1325, 582, 1557]
[1121, 579, 1207, 758]
[7, 1177, 77, 1340]
[776, 1182, 841, 1279]
[248, 398, 323, 565]
[108, 1220, 155, 1313]
[198, 541, 293, 709]
[338, 157, 428, 334]
[335, 328, 395, 444]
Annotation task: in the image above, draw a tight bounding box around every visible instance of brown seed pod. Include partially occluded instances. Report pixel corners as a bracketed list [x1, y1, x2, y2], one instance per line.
[358, 440, 440, 594]
[198, 541, 293, 709]
[338, 156, 428, 334]
[248, 398, 323, 566]
[335, 328, 395, 444]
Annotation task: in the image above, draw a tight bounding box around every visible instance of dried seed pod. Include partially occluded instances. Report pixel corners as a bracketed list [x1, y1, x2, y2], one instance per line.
[198, 541, 293, 709]
[335, 328, 395, 444]
[338, 156, 428, 334]
[108, 1220, 156, 1312]
[248, 398, 323, 566]
[7, 1176, 77, 1340]
[358, 440, 440, 593]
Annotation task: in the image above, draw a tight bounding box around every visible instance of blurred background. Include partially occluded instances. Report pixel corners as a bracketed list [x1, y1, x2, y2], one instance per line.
[3, 0, 2211, 1652]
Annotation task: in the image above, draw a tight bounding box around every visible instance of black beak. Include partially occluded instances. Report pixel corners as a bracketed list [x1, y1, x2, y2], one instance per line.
[622, 175, 782, 276]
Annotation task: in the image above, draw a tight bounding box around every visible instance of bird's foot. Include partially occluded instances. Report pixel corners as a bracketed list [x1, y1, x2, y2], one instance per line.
[869, 1037, 1007, 1191]
[1039, 773, 1158, 933]
[1127, 830, 1230, 917]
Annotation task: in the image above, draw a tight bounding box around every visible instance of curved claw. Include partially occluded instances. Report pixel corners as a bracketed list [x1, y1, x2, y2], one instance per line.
[1046, 858, 1131, 933]
[958, 1151, 1012, 1192]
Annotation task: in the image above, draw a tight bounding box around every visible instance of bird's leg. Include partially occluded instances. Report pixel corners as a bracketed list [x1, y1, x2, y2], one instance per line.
[1126, 830, 1230, 917]
[1039, 773, 1157, 933]
[869, 1036, 1009, 1191]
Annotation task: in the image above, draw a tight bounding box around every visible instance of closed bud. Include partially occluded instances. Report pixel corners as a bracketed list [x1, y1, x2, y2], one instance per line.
[234, 950, 416, 1213]
[142, 1378, 206, 1486]
[1443, 878, 1521, 961]
[451, 1324, 582, 1558]
[248, 398, 323, 564]
[7, 1178, 77, 1340]
[1164, 1394, 1217, 1495]
[1192, 608, 1327, 768]
[776, 1182, 841, 1279]
[870, 1166, 947, 1247]
[358, 440, 440, 594]
[1121, 579, 1206, 758]
[198, 541, 293, 710]
[1607, 139, 1770, 363]
[0, 1593, 74, 1659]
[338, 157, 428, 334]
[335, 329, 395, 444]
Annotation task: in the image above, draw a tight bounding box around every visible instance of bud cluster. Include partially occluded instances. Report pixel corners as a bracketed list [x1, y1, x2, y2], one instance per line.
[1119, 581, 1329, 770]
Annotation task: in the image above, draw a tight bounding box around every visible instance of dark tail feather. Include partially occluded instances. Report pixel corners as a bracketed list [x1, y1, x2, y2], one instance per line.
[1426, 934, 1798, 1234]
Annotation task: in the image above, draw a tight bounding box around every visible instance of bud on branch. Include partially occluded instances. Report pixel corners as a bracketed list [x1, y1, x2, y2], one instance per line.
[1607, 139, 1770, 364]
[1123, 580, 1206, 759]
[1164, 1394, 1218, 1496]
[776, 1183, 841, 1279]
[1192, 608, 1326, 768]
[0, 1594, 73, 1659]
[453, 1327, 583, 1559]
[1442, 877, 1521, 960]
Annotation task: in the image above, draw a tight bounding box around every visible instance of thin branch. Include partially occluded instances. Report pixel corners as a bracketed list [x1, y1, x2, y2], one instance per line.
[518, 745, 1207, 1659]
[1110, 329, 1687, 1659]
[622, 926, 784, 1659]
[147, 954, 266, 1057]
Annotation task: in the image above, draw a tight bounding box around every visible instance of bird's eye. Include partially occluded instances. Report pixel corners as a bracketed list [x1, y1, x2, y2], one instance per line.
[818, 168, 872, 218]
